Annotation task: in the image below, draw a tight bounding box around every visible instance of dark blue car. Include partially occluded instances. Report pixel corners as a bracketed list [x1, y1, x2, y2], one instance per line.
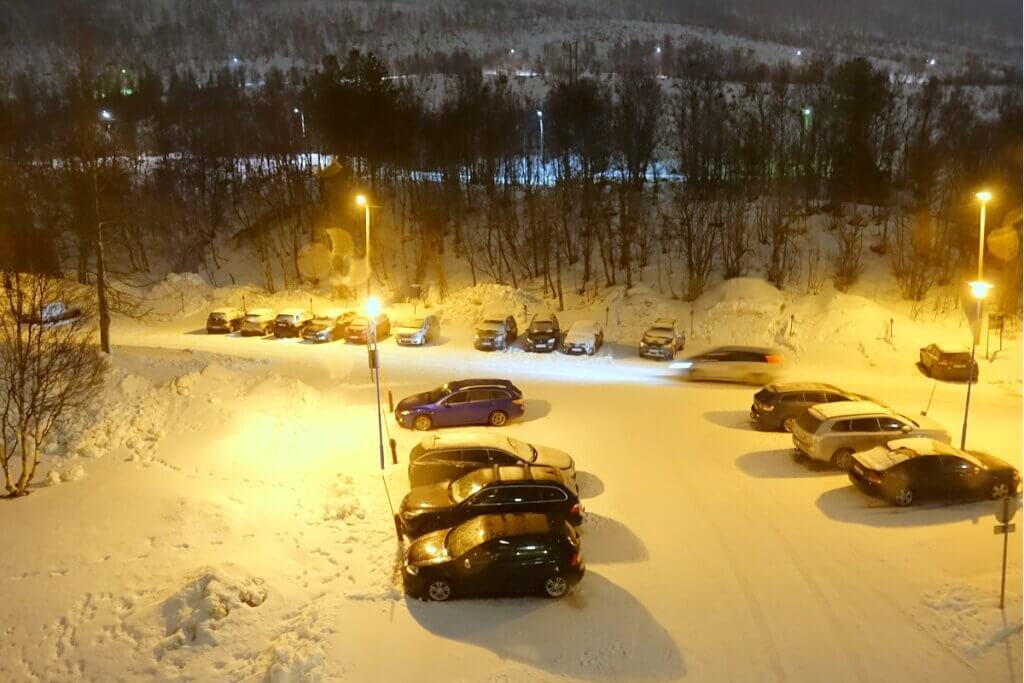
[395, 379, 525, 431]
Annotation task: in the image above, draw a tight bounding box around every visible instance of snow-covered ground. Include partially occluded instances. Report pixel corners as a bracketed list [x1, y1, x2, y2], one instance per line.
[0, 271, 1021, 682]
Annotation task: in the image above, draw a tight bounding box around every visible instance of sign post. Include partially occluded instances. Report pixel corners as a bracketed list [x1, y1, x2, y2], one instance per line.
[994, 496, 1019, 609]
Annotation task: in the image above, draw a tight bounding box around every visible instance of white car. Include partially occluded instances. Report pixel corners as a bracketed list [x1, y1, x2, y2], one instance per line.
[206, 307, 245, 333]
[791, 400, 951, 470]
[407, 431, 576, 487]
[562, 320, 604, 355]
[240, 308, 276, 336]
[672, 346, 783, 384]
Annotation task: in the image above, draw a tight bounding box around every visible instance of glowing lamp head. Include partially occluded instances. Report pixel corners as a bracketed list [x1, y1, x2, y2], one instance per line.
[968, 280, 993, 300]
[655, 46, 662, 54]
[975, 190, 992, 203]
[355, 194, 367, 207]
[99, 109, 113, 121]
[365, 297, 382, 317]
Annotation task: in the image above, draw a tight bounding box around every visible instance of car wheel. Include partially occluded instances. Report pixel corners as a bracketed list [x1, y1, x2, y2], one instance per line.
[412, 415, 433, 431]
[894, 487, 914, 507]
[831, 448, 854, 471]
[782, 417, 796, 433]
[991, 482, 1011, 500]
[427, 578, 453, 602]
[488, 410, 508, 427]
[543, 575, 569, 598]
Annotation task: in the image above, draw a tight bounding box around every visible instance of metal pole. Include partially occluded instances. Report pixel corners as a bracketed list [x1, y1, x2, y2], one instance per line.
[960, 297, 981, 449]
[364, 204, 371, 297]
[370, 322, 385, 471]
[1000, 496, 1009, 609]
[977, 201, 986, 282]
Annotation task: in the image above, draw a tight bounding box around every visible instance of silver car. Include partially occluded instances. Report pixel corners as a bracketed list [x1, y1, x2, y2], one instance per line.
[672, 346, 784, 385]
[396, 314, 440, 346]
[791, 400, 950, 470]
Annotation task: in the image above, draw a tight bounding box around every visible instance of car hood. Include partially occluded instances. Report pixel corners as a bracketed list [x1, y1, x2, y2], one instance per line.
[564, 331, 594, 344]
[476, 326, 504, 337]
[406, 529, 451, 565]
[528, 331, 556, 340]
[643, 333, 672, 344]
[305, 321, 331, 333]
[397, 393, 433, 411]
[398, 326, 424, 335]
[403, 483, 453, 513]
[534, 445, 574, 471]
[972, 451, 1017, 473]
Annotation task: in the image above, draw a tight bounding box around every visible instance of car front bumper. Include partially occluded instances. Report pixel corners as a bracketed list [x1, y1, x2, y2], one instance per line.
[639, 345, 673, 359]
[563, 345, 590, 355]
[524, 340, 557, 352]
[396, 335, 425, 346]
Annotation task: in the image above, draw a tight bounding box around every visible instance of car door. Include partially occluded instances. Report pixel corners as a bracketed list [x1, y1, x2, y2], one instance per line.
[779, 392, 807, 422]
[487, 448, 522, 467]
[455, 543, 499, 596]
[438, 391, 471, 426]
[940, 456, 984, 500]
[844, 417, 880, 452]
[463, 389, 496, 424]
[508, 536, 560, 592]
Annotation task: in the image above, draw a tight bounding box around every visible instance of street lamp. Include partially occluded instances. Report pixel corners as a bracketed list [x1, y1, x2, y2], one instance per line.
[975, 190, 992, 282]
[535, 110, 544, 167]
[292, 107, 306, 139]
[356, 194, 374, 296]
[365, 296, 386, 471]
[960, 280, 993, 449]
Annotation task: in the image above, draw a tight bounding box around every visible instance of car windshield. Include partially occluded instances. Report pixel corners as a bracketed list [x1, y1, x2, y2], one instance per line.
[647, 327, 673, 338]
[531, 322, 555, 333]
[349, 317, 368, 327]
[428, 385, 449, 403]
[754, 388, 774, 403]
[311, 316, 333, 324]
[449, 471, 487, 503]
[245, 313, 265, 322]
[405, 318, 425, 328]
[445, 518, 491, 558]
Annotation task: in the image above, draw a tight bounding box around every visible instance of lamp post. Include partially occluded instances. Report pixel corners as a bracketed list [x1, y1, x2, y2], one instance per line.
[535, 109, 544, 169]
[355, 194, 373, 296]
[960, 280, 993, 449]
[975, 190, 991, 282]
[292, 107, 306, 139]
[365, 296, 386, 471]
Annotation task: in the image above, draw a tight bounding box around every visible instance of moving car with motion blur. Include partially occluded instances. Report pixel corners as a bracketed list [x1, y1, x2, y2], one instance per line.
[791, 400, 950, 471]
[395, 379, 524, 431]
[239, 308, 277, 336]
[750, 383, 863, 432]
[407, 431, 576, 487]
[399, 464, 583, 537]
[919, 343, 979, 381]
[848, 438, 1020, 507]
[402, 513, 585, 601]
[523, 313, 561, 353]
[639, 318, 684, 360]
[301, 309, 356, 343]
[673, 346, 783, 384]
[562, 320, 604, 355]
[273, 308, 314, 338]
[344, 313, 391, 343]
[206, 307, 245, 334]
[474, 312, 518, 351]
[396, 314, 440, 346]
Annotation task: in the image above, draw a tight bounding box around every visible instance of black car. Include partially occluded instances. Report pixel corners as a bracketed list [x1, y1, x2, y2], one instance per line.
[523, 313, 561, 353]
[750, 383, 860, 432]
[919, 344, 979, 381]
[474, 314, 518, 351]
[403, 513, 585, 601]
[399, 464, 582, 538]
[848, 438, 1020, 507]
[301, 310, 356, 343]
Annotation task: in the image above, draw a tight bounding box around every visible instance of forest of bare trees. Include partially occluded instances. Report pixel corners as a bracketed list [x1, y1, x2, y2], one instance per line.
[0, 45, 1021, 318]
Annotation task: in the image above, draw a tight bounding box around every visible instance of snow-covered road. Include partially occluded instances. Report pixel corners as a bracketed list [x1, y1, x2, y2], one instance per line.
[0, 313, 1020, 682]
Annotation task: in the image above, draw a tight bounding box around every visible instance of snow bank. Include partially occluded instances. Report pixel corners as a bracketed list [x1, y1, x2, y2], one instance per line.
[436, 282, 543, 323]
[920, 574, 1023, 659]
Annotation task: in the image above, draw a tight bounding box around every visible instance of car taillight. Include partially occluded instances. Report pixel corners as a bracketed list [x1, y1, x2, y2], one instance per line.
[757, 402, 774, 411]
[570, 552, 582, 568]
[570, 503, 581, 515]
[765, 354, 784, 364]
[512, 399, 524, 406]
[865, 471, 882, 485]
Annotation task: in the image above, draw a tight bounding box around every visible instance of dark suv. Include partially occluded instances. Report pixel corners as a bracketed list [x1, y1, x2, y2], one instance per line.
[919, 344, 979, 381]
[403, 513, 585, 601]
[474, 313, 518, 351]
[399, 464, 583, 537]
[395, 379, 524, 430]
[750, 383, 860, 432]
[523, 313, 561, 353]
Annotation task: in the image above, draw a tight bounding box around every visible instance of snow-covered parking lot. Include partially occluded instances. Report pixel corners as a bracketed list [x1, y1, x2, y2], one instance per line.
[1, 307, 1020, 682]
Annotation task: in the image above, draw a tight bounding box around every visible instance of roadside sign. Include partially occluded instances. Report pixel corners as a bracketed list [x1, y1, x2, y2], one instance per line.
[994, 496, 1020, 523]
[989, 313, 1005, 331]
[994, 523, 1016, 534]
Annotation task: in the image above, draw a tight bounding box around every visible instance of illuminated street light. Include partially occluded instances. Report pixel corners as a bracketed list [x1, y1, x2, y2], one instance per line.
[356, 194, 374, 296]
[655, 45, 661, 54]
[536, 110, 544, 166]
[99, 109, 114, 121]
[960, 279, 994, 449]
[796, 49, 802, 56]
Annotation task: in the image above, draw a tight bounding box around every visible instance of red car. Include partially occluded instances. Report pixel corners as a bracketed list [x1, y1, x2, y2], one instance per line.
[344, 314, 391, 343]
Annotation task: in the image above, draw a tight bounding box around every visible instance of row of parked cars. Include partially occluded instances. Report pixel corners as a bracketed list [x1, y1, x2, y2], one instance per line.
[206, 307, 441, 346]
[749, 382, 1019, 506]
[393, 385, 586, 601]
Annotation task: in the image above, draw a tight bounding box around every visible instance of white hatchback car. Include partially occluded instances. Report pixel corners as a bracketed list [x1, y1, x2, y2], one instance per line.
[562, 320, 604, 355]
[791, 400, 950, 470]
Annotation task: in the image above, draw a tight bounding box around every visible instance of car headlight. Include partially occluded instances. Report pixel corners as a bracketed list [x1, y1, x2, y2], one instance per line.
[398, 409, 412, 416]
[640, 341, 648, 348]
[405, 564, 419, 575]
[670, 361, 693, 369]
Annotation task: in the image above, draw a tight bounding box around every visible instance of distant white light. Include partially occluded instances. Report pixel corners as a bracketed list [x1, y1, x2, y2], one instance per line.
[510, 48, 515, 55]
[796, 49, 802, 56]
[802, 106, 812, 116]
[927, 58, 936, 66]
[232, 57, 240, 65]
[655, 46, 662, 54]
[120, 68, 127, 74]
[536, 110, 543, 118]
[99, 109, 113, 121]
[293, 107, 300, 114]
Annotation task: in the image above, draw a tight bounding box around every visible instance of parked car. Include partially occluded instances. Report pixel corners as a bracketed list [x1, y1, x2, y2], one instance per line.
[849, 438, 1020, 507]
[474, 313, 518, 351]
[239, 308, 276, 336]
[273, 308, 314, 338]
[403, 513, 585, 601]
[750, 383, 862, 432]
[395, 379, 524, 431]
[562, 320, 604, 355]
[206, 307, 245, 334]
[639, 318, 685, 360]
[344, 314, 391, 343]
[919, 343, 979, 381]
[791, 400, 950, 470]
[524, 313, 561, 353]
[396, 314, 440, 346]
[301, 309, 356, 343]
[407, 431, 576, 487]
[673, 346, 783, 384]
[19, 301, 85, 328]
[399, 464, 583, 537]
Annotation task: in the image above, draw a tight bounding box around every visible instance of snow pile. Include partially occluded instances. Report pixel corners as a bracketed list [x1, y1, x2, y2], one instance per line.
[920, 575, 1023, 658]
[437, 283, 543, 324]
[44, 463, 86, 486]
[241, 605, 328, 683]
[145, 272, 216, 318]
[322, 474, 366, 522]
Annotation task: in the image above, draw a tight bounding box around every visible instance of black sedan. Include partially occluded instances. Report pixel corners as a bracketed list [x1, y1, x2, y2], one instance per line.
[849, 438, 1020, 506]
[399, 464, 582, 538]
[403, 513, 585, 601]
[750, 382, 860, 431]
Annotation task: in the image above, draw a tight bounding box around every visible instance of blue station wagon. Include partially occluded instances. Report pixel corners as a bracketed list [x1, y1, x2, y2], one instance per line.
[395, 379, 525, 431]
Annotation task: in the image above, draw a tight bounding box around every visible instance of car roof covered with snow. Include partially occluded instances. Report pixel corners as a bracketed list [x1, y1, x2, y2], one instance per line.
[934, 344, 971, 355]
[245, 308, 275, 317]
[277, 308, 309, 317]
[766, 382, 843, 393]
[210, 306, 242, 315]
[313, 308, 348, 320]
[419, 432, 532, 460]
[810, 400, 890, 420]
[854, 438, 982, 471]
